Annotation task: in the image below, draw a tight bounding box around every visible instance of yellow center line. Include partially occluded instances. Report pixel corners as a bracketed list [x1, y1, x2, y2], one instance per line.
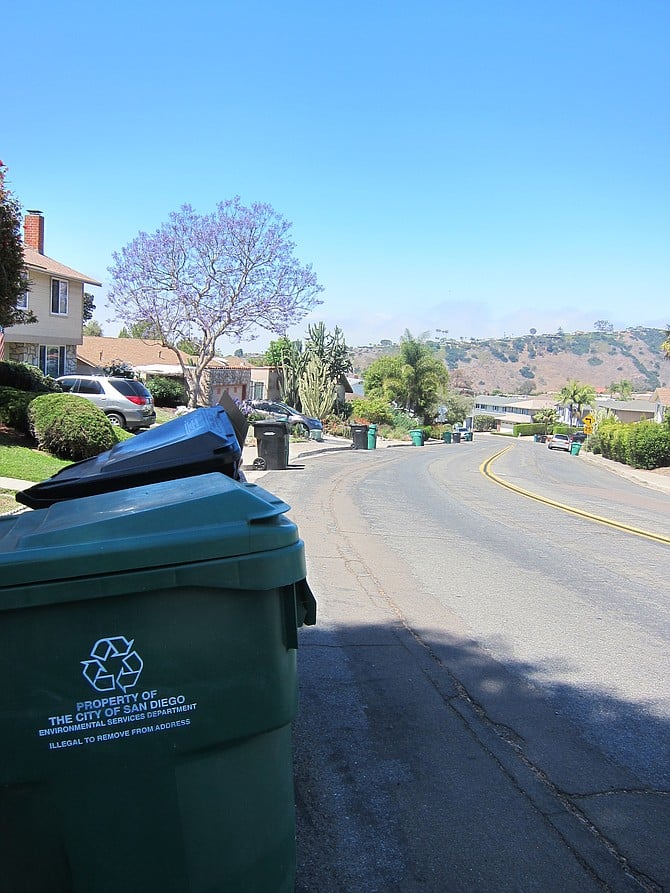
[481, 446, 670, 546]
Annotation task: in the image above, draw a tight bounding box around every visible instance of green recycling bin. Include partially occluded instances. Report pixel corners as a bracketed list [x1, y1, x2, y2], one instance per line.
[409, 428, 424, 446]
[0, 474, 316, 893]
[367, 424, 378, 450]
[442, 431, 452, 444]
[570, 441, 582, 455]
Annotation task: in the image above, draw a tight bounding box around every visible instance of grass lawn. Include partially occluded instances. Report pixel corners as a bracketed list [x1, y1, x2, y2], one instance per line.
[0, 434, 72, 514]
[0, 442, 71, 483]
[0, 409, 179, 515]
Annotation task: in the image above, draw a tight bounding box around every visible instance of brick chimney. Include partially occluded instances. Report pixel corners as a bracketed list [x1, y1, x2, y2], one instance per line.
[24, 210, 45, 254]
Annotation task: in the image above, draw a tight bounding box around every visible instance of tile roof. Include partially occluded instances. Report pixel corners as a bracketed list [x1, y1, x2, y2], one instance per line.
[24, 247, 102, 286]
[652, 387, 670, 406]
[79, 336, 214, 369]
[599, 398, 658, 412]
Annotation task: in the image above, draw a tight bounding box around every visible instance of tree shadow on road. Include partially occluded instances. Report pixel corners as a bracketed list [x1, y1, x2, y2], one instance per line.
[292, 621, 670, 893]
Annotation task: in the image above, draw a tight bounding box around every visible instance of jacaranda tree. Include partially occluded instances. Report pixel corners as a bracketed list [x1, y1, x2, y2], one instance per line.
[108, 198, 323, 406]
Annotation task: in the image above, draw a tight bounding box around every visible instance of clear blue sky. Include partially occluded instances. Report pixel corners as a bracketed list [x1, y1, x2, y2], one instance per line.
[4, 0, 669, 352]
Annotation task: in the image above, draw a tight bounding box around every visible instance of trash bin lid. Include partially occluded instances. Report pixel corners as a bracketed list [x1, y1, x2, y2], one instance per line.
[0, 474, 298, 594]
[253, 419, 290, 432]
[16, 406, 242, 509]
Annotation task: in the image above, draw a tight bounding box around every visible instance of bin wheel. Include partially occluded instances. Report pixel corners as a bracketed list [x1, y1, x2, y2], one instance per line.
[252, 457, 267, 470]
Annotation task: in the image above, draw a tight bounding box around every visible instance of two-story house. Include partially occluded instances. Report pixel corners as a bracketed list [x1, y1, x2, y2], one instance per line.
[3, 211, 101, 377]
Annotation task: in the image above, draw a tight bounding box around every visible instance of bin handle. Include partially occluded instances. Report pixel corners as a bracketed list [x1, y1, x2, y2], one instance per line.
[296, 578, 317, 626]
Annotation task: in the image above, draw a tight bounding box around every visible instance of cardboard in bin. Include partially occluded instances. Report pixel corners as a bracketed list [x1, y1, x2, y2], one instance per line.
[16, 405, 242, 509]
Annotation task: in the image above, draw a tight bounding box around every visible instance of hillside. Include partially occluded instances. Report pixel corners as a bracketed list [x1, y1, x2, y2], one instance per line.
[350, 327, 669, 395]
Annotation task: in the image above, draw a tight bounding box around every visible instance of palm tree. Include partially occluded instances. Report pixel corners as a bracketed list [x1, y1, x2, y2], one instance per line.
[609, 379, 633, 400]
[533, 408, 558, 435]
[575, 383, 596, 423]
[398, 331, 449, 422]
[559, 380, 595, 426]
[558, 380, 581, 426]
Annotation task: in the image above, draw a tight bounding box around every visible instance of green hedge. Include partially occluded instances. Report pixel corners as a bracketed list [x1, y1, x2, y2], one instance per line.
[0, 387, 40, 433]
[595, 418, 670, 470]
[146, 376, 186, 407]
[28, 393, 118, 461]
[512, 423, 550, 437]
[0, 361, 61, 392]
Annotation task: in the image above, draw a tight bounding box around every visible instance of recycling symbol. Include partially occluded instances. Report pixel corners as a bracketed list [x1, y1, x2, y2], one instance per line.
[81, 636, 144, 693]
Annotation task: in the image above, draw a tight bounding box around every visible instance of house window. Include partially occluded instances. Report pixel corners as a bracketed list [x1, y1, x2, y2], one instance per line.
[252, 380, 264, 400]
[39, 345, 66, 377]
[51, 279, 69, 315]
[16, 290, 28, 310]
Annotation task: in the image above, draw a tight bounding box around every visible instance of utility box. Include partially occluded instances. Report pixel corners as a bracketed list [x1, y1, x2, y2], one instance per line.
[0, 473, 315, 893]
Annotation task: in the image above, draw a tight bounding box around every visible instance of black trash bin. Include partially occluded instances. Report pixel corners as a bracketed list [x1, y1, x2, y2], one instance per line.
[452, 431, 461, 444]
[350, 424, 369, 450]
[253, 420, 290, 470]
[16, 406, 242, 509]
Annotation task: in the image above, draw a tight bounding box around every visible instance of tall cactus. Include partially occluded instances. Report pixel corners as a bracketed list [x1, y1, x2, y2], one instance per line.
[274, 339, 305, 407]
[299, 356, 335, 419]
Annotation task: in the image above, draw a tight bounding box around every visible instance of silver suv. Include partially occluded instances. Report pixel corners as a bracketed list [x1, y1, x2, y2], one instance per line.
[56, 376, 156, 431]
[547, 433, 571, 452]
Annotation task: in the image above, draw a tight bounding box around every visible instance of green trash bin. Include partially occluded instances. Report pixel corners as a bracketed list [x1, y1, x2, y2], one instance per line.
[462, 431, 473, 442]
[570, 441, 582, 456]
[367, 424, 378, 450]
[442, 431, 452, 444]
[409, 429, 424, 446]
[0, 474, 316, 893]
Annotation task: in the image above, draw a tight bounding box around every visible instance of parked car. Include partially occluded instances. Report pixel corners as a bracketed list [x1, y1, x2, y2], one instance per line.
[250, 400, 323, 436]
[547, 433, 571, 452]
[56, 376, 156, 431]
[571, 431, 587, 443]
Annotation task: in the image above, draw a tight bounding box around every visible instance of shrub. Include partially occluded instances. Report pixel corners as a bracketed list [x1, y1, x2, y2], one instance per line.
[627, 421, 670, 469]
[28, 393, 117, 461]
[473, 415, 497, 432]
[349, 397, 394, 425]
[146, 376, 186, 407]
[0, 387, 38, 433]
[0, 361, 60, 392]
[321, 414, 351, 437]
[595, 417, 670, 469]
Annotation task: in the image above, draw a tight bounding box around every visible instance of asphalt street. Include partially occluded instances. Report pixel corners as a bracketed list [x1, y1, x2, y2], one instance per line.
[249, 435, 669, 893]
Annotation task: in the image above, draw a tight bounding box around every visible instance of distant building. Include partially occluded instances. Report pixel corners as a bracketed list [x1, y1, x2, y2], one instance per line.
[473, 394, 557, 431]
